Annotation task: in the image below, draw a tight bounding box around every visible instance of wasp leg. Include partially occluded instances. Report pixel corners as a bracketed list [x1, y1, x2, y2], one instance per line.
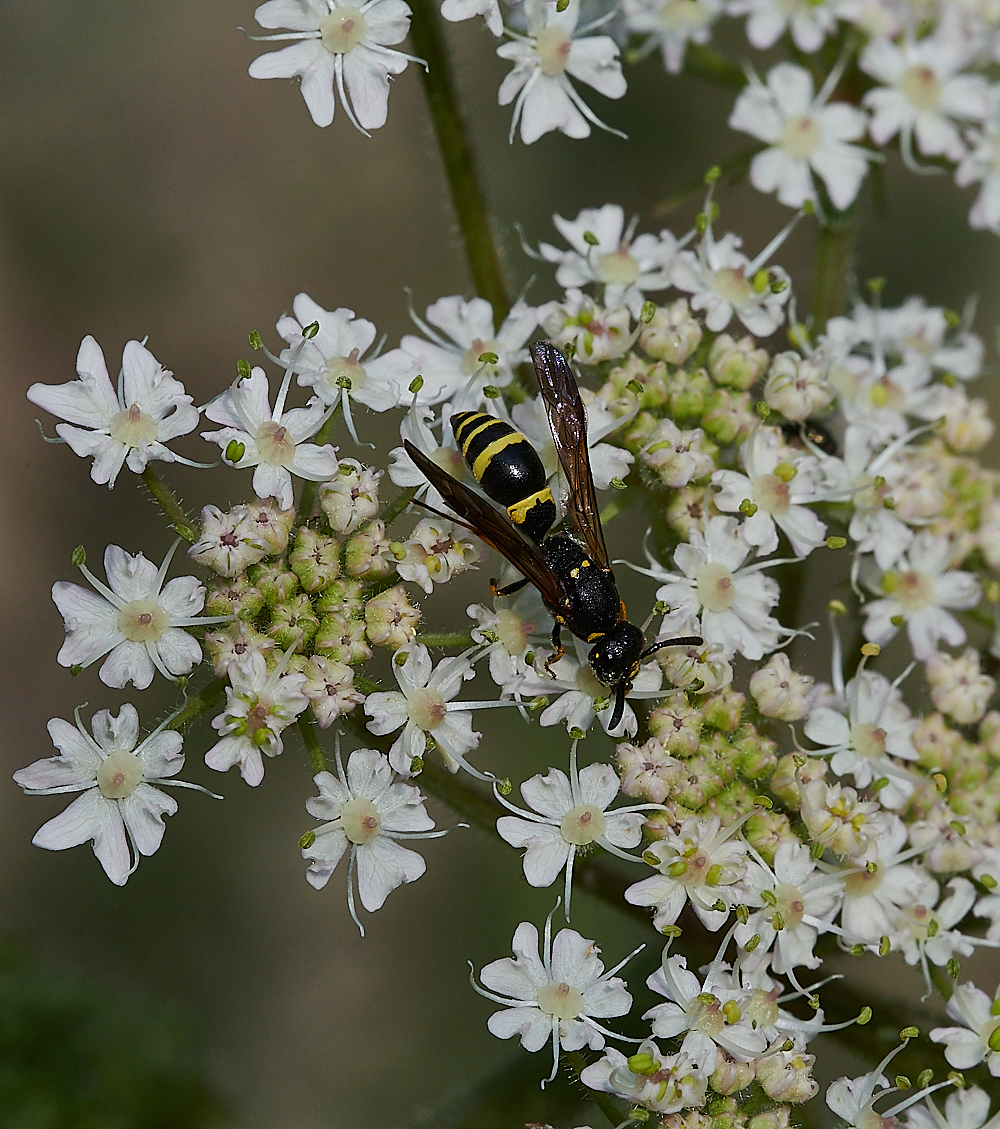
[544, 622, 565, 677]
[490, 576, 530, 598]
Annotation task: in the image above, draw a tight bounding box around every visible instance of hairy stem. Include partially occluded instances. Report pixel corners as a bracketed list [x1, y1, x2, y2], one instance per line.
[140, 466, 196, 542]
[566, 1052, 624, 1127]
[298, 716, 328, 773]
[407, 0, 511, 324]
[417, 631, 475, 648]
[165, 677, 226, 732]
[381, 486, 418, 529]
[811, 212, 857, 332]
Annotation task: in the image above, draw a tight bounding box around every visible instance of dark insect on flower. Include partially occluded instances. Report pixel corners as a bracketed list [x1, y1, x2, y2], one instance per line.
[405, 340, 701, 731]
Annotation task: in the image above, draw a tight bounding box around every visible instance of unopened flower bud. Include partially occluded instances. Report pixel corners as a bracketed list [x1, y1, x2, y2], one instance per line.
[708, 334, 769, 390]
[641, 298, 703, 365]
[267, 593, 319, 651]
[749, 653, 814, 721]
[702, 688, 745, 733]
[668, 367, 711, 419]
[205, 575, 265, 621]
[702, 388, 755, 444]
[711, 1055, 755, 1095]
[289, 526, 341, 593]
[315, 612, 372, 665]
[764, 352, 833, 422]
[249, 561, 299, 607]
[345, 519, 395, 579]
[365, 584, 422, 649]
[755, 1049, 817, 1103]
[320, 459, 382, 535]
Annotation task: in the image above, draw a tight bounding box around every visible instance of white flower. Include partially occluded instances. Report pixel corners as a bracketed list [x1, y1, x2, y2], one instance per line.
[468, 586, 552, 693]
[887, 878, 981, 988]
[670, 213, 793, 337]
[28, 335, 200, 488]
[400, 296, 537, 401]
[727, 0, 836, 51]
[497, 0, 627, 144]
[395, 516, 484, 594]
[495, 742, 658, 917]
[440, 0, 507, 35]
[860, 33, 990, 166]
[276, 296, 414, 429]
[730, 64, 872, 211]
[14, 704, 213, 886]
[799, 777, 887, 859]
[205, 650, 309, 786]
[640, 419, 715, 488]
[625, 813, 750, 931]
[580, 1042, 708, 1112]
[471, 912, 635, 1085]
[862, 532, 981, 660]
[939, 386, 995, 453]
[622, 0, 723, 74]
[643, 953, 767, 1071]
[535, 205, 689, 314]
[926, 648, 995, 723]
[932, 980, 1000, 1074]
[838, 816, 938, 943]
[302, 655, 365, 727]
[302, 747, 448, 934]
[907, 1085, 1000, 1129]
[750, 652, 815, 720]
[956, 111, 1000, 233]
[804, 668, 918, 809]
[713, 426, 827, 557]
[537, 288, 633, 363]
[188, 504, 271, 577]
[52, 541, 228, 690]
[202, 366, 338, 510]
[364, 644, 489, 777]
[736, 838, 844, 976]
[827, 1041, 952, 1129]
[763, 351, 835, 421]
[247, 0, 421, 134]
[639, 515, 788, 660]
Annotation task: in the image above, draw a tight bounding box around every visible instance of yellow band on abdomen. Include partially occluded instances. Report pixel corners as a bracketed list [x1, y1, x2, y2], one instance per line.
[459, 416, 497, 456]
[506, 487, 554, 525]
[472, 433, 524, 481]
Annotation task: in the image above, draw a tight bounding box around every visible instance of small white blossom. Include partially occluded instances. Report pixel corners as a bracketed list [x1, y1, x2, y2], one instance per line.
[497, 0, 627, 144]
[622, 0, 723, 74]
[28, 336, 200, 488]
[471, 912, 636, 1085]
[828, 1041, 956, 1129]
[730, 64, 872, 211]
[727, 0, 837, 51]
[956, 111, 1000, 233]
[302, 656, 365, 727]
[861, 532, 981, 660]
[247, 0, 422, 134]
[926, 648, 995, 723]
[205, 650, 308, 786]
[302, 747, 448, 934]
[763, 350, 835, 421]
[581, 1042, 708, 1112]
[535, 205, 689, 314]
[401, 296, 537, 401]
[804, 668, 918, 809]
[364, 644, 488, 777]
[495, 743, 658, 917]
[887, 878, 981, 989]
[799, 777, 888, 859]
[907, 1085, 1000, 1129]
[860, 33, 990, 166]
[932, 979, 1000, 1074]
[188, 504, 271, 577]
[750, 653, 815, 720]
[202, 367, 338, 510]
[640, 419, 715, 488]
[468, 586, 551, 693]
[14, 704, 213, 886]
[53, 541, 228, 690]
[537, 289, 633, 363]
[625, 813, 750, 931]
[395, 516, 484, 594]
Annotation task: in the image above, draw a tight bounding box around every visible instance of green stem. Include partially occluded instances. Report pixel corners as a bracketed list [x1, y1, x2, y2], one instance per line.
[298, 716, 328, 773]
[811, 212, 857, 332]
[652, 145, 762, 218]
[140, 466, 196, 542]
[165, 677, 226, 732]
[417, 631, 475, 648]
[407, 0, 511, 323]
[381, 486, 418, 529]
[682, 44, 747, 91]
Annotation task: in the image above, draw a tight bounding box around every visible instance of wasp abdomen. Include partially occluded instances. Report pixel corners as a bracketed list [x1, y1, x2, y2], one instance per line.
[451, 411, 556, 544]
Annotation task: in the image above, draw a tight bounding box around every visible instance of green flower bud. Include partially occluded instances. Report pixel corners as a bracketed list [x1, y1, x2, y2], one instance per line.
[249, 561, 300, 607]
[267, 593, 319, 651]
[289, 527, 342, 593]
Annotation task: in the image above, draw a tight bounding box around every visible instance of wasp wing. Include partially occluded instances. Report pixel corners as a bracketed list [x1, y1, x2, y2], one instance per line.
[403, 441, 569, 609]
[529, 340, 609, 566]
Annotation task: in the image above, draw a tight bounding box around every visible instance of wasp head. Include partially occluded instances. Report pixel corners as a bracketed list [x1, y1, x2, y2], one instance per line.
[588, 622, 645, 693]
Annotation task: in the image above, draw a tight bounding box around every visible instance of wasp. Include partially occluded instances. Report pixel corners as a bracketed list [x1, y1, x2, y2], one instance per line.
[405, 340, 701, 732]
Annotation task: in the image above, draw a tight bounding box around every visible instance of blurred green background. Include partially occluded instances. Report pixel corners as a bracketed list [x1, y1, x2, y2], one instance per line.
[2, 3, 1000, 1127]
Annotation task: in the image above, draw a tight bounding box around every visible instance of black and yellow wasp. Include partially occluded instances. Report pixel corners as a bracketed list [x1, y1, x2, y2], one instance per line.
[405, 340, 701, 731]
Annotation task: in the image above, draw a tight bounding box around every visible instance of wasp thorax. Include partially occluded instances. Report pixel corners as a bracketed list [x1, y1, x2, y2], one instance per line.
[118, 598, 169, 642]
[534, 25, 572, 75]
[340, 796, 381, 844]
[851, 722, 887, 760]
[97, 749, 144, 800]
[109, 403, 158, 449]
[561, 803, 606, 845]
[537, 980, 585, 1019]
[696, 562, 736, 613]
[256, 421, 297, 466]
[407, 687, 448, 730]
[320, 7, 369, 52]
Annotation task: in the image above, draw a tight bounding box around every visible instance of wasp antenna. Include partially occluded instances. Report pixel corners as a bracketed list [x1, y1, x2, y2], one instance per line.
[641, 635, 702, 660]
